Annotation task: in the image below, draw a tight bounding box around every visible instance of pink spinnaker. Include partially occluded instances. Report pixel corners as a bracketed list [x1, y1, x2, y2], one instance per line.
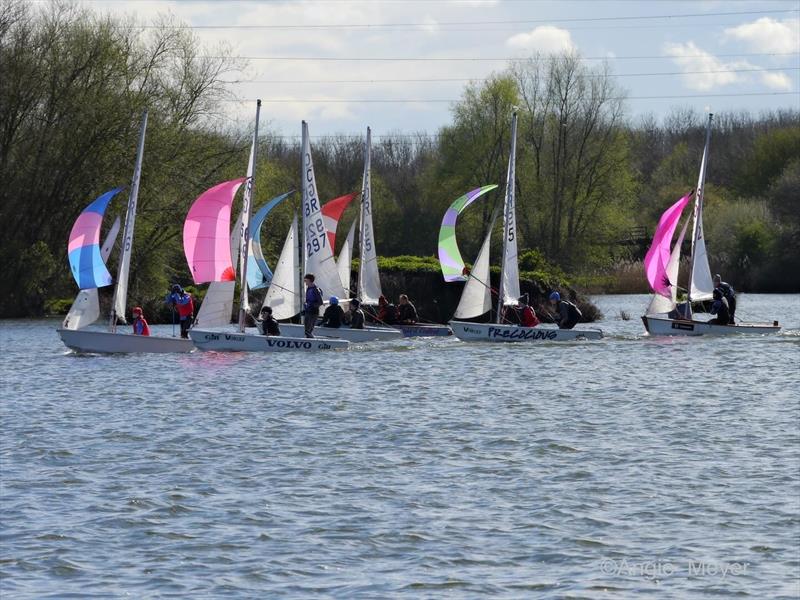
[644, 193, 692, 297]
[183, 178, 246, 284]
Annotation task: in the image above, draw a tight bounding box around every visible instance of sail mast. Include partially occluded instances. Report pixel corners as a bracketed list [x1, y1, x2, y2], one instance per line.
[109, 110, 147, 332]
[687, 112, 714, 315]
[497, 111, 519, 324]
[237, 99, 261, 332]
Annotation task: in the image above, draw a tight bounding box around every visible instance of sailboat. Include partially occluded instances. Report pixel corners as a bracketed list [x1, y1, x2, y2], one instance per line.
[641, 113, 781, 336]
[446, 111, 603, 342]
[186, 102, 348, 352]
[57, 111, 194, 353]
[267, 123, 402, 343]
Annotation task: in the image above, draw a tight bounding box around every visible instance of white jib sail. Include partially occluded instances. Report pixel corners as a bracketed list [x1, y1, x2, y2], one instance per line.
[455, 227, 493, 319]
[64, 216, 121, 330]
[338, 219, 356, 292]
[499, 112, 521, 310]
[263, 215, 301, 320]
[301, 121, 346, 300]
[647, 218, 689, 315]
[689, 114, 714, 302]
[358, 126, 382, 305]
[111, 110, 148, 326]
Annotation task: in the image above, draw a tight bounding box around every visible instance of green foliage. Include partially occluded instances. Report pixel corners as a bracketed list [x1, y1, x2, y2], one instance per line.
[737, 127, 800, 195]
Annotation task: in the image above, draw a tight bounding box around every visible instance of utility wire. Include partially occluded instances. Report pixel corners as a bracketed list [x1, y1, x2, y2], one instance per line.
[206, 52, 800, 61]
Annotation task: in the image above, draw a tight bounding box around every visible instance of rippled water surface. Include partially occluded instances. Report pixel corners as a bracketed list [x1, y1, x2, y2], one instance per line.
[2, 294, 799, 598]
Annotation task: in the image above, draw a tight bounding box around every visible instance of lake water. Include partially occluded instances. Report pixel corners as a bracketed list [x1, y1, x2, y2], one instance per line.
[1, 294, 799, 598]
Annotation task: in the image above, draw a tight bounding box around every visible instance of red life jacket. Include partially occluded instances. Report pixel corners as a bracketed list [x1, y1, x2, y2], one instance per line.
[521, 306, 540, 327]
[176, 295, 194, 318]
[133, 316, 151, 336]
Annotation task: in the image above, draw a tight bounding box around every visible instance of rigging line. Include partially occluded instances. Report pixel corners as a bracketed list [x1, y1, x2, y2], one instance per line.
[132, 8, 798, 29]
[223, 67, 800, 84]
[203, 52, 800, 61]
[222, 92, 799, 103]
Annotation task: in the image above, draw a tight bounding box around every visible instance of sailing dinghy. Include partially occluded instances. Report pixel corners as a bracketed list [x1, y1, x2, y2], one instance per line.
[446, 112, 603, 342]
[57, 111, 194, 353]
[265, 123, 402, 343]
[641, 113, 780, 337]
[186, 102, 347, 352]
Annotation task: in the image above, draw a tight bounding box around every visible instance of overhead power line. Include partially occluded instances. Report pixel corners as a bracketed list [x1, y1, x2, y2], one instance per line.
[134, 8, 798, 29]
[224, 92, 798, 103]
[224, 67, 800, 84]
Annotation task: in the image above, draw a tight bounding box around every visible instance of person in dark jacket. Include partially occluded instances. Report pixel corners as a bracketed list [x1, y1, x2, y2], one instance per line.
[348, 298, 365, 329]
[258, 306, 281, 336]
[709, 288, 731, 325]
[548, 291, 582, 329]
[397, 294, 418, 324]
[713, 274, 736, 323]
[165, 284, 194, 338]
[320, 296, 345, 328]
[302, 273, 323, 338]
[377, 295, 398, 324]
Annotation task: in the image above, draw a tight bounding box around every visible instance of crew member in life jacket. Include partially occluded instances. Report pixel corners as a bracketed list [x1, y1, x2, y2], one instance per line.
[320, 296, 345, 328]
[397, 294, 418, 324]
[709, 288, 731, 326]
[165, 285, 194, 339]
[518, 296, 540, 328]
[303, 273, 324, 338]
[258, 306, 281, 336]
[132, 306, 150, 336]
[377, 295, 398, 325]
[548, 291, 582, 329]
[713, 274, 736, 323]
[347, 298, 365, 329]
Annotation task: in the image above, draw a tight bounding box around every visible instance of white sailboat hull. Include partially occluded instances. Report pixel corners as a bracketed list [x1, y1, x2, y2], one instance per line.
[642, 315, 781, 336]
[393, 324, 453, 337]
[450, 321, 603, 342]
[189, 328, 349, 352]
[58, 329, 194, 353]
[277, 323, 403, 342]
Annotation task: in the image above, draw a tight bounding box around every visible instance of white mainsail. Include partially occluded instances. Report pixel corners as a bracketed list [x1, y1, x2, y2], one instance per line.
[454, 227, 493, 319]
[301, 121, 346, 300]
[237, 128, 258, 328]
[263, 215, 301, 320]
[110, 110, 148, 327]
[646, 218, 689, 315]
[689, 113, 714, 302]
[498, 111, 521, 314]
[63, 217, 121, 330]
[358, 126, 382, 304]
[338, 219, 356, 292]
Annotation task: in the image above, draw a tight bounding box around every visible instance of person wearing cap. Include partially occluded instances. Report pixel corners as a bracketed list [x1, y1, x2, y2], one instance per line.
[713, 274, 736, 323]
[347, 298, 365, 329]
[397, 294, 418, 324]
[165, 284, 194, 339]
[518, 296, 540, 328]
[258, 306, 281, 336]
[320, 296, 345, 328]
[302, 273, 324, 338]
[548, 291, 582, 329]
[131, 306, 150, 336]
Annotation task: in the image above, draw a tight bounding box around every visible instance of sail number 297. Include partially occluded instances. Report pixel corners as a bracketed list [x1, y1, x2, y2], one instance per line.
[306, 218, 326, 257]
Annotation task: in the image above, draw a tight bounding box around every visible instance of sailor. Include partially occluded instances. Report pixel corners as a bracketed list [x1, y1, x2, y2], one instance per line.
[548, 291, 582, 330]
[709, 288, 731, 326]
[518, 296, 540, 328]
[165, 284, 194, 339]
[347, 298, 365, 329]
[320, 296, 345, 328]
[713, 274, 736, 323]
[377, 295, 398, 324]
[258, 306, 281, 336]
[397, 294, 418, 324]
[302, 273, 324, 338]
[131, 306, 150, 336]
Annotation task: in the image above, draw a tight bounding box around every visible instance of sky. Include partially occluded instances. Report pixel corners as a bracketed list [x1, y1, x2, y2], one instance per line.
[82, 0, 799, 138]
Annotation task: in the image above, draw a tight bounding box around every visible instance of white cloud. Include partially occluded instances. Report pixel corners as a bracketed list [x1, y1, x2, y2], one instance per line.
[506, 25, 575, 54]
[663, 41, 793, 92]
[724, 17, 800, 54]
